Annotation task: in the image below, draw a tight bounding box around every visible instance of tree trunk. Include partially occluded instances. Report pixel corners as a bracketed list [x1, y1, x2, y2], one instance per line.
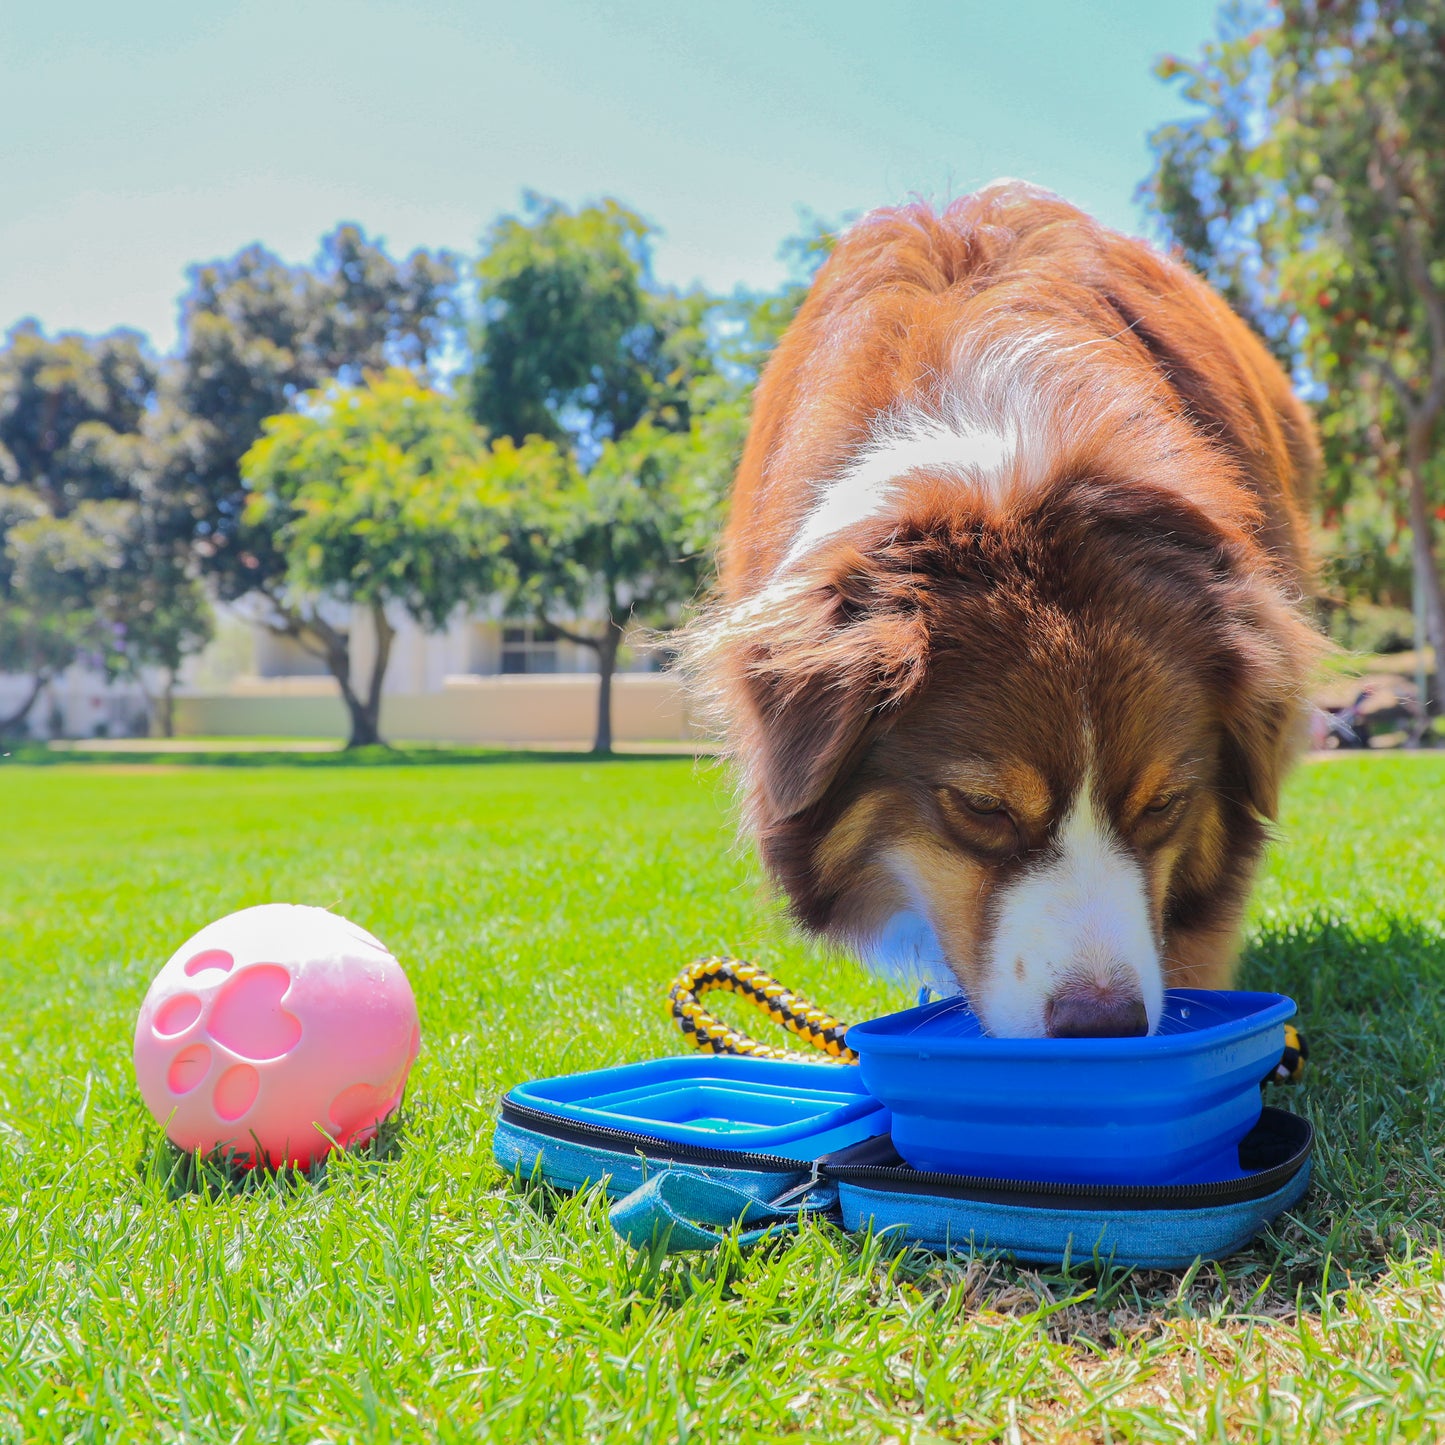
[591, 620, 624, 756]
[310, 631, 375, 748]
[1404, 425, 1445, 715]
[294, 612, 383, 748]
[329, 626, 382, 749]
[541, 612, 627, 755]
[159, 669, 176, 739]
[352, 604, 394, 750]
[303, 622, 379, 748]
[340, 688, 383, 748]
[257, 595, 390, 748]
[0, 672, 47, 736]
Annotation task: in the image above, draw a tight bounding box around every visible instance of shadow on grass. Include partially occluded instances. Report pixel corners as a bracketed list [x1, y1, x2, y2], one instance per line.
[137, 1108, 410, 1201]
[2, 742, 701, 769]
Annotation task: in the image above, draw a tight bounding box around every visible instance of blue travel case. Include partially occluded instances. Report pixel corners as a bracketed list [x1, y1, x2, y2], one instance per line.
[493, 1049, 1312, 1270]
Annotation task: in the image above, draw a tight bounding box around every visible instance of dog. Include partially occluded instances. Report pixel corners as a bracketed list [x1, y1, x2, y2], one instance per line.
[684, 182, 1322, 1038]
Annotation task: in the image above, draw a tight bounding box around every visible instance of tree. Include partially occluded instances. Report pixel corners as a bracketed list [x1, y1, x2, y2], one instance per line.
[0, 322, 213, 736]
[155, 225, 460, 606]
[240, 371, 504, 747]
[0, 487, 83, 733]
[1145, 0, 1445, 706]
[499, 422, 716, 753]
[465, 196, 744, 750]
[468, 196, 658, 452]
[466, 199, 852, 752]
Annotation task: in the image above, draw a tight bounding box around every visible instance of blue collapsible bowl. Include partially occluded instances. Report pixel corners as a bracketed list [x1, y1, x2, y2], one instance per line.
[505, 1054, 891, 1161]
[847, 989, 1295, 1186]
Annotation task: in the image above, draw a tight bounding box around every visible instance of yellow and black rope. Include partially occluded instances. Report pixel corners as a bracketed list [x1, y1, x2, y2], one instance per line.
[667, 955, 858, 1063]
[1271, 1022, 1309, 1084]
[668, 955, 1309, 1083]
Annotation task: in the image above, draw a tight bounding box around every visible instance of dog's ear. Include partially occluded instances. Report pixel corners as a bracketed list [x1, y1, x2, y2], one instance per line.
[1216, 580, 1319, 821]
[737, 551, 932, 819]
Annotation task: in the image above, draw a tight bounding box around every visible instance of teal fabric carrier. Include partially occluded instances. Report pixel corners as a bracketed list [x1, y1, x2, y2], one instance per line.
[494, 1055, 1312, 1269]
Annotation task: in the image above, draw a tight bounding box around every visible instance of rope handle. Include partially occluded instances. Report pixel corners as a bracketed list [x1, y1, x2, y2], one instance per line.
[1272, 1022, 1309, 1084]
[667, 955, 858, 1063]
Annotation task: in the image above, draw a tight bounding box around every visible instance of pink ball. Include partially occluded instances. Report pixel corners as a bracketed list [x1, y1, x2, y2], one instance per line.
[134, 904, 421, 1169]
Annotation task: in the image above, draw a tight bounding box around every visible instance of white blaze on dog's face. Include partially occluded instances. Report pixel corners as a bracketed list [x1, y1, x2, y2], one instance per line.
[975, 780, 1164, 1038]
[847, 773, 1169, 1040]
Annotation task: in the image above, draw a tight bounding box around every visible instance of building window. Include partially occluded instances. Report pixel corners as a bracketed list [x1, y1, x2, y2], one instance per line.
[500, 624, 560, 674]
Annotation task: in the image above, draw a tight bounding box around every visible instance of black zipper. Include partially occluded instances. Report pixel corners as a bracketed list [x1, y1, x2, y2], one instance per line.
[821, 1109, 1313, 1211]
[499, 1096, 1312, 1212]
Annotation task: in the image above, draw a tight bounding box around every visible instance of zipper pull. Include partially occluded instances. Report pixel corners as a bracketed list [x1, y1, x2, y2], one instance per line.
[769, 1162, 823, 1210]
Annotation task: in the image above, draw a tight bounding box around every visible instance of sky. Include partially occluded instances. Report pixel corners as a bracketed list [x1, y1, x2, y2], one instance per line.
[0, 0, 1221, 356]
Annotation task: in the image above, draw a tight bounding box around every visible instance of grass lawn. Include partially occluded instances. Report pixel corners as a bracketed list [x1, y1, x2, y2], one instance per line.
[3, 752, 1445, 1442]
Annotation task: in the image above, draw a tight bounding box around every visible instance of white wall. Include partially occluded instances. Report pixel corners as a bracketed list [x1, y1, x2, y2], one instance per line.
[172, 673, 703, 744]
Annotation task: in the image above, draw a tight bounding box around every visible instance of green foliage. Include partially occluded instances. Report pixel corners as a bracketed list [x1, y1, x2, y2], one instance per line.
[3, 491, 213, 707]
[0, 325, 212, 732]
[0, 320, 155, 515]
[161, 225, 459, 602]
[4, 754, 1445, 1439]
[468, 195, 734, 454]
[244, 370, 504, 626]
[1321, 599, 1418, 656]
[1317, 489, 1417, 612]
[1144, 0, 1445, 700]
[311, 225, 459, 383]
[468, 195, 659, 449]
[7, 498, 133, 616]
[502, 422, 703, 629]
[240, 371, 503, 746]
[484, 423, 715, 751]
[0, 484, 90, 728]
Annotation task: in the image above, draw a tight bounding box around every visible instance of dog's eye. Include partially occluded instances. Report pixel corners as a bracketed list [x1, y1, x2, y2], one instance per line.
[956, 790, 1006, 817]
[938, 786, 1021, 856]
[1144, 792, 1179, 815]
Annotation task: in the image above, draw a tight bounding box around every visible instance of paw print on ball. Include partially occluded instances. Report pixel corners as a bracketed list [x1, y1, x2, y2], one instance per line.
[133, 904, 421, 1170]
[154, 958, 301, 1115]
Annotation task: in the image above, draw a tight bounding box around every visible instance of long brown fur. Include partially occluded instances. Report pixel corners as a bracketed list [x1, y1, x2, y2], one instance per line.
[684, 183, 1322, 1030]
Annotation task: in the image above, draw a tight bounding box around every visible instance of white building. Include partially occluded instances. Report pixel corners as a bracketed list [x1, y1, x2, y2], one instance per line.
[0, 665, 150, 742]
[168, 605, 697, 746]
[2, 605, 697, 747]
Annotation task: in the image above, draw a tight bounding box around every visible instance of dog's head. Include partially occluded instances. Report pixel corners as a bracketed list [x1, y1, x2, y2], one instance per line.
[707, 478, 1317, 1038]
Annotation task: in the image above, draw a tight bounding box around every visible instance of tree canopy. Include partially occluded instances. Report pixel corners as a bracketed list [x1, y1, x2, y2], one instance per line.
[467, 196, 718, 455]
[1145, 0, 1445, 703]
[499, 422, 717, 751]
[240, 370, 503, 747]
[157, 224, 460, 604]
[464, 194, 751, 751]
[0, 322, 211, 734]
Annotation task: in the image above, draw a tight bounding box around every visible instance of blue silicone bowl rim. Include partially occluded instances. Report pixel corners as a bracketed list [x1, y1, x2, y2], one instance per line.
[846, 988, 1296, 1061]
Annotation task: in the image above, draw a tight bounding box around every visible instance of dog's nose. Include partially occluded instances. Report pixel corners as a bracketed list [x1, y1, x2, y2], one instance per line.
[1044, 990, 1148, 1038]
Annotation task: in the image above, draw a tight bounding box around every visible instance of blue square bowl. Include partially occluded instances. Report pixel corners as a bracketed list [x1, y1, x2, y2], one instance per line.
[846, 989, 1295, 1185]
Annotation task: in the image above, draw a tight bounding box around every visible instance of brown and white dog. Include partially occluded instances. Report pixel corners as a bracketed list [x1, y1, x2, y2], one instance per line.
[685, 183, 1322, 1038]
